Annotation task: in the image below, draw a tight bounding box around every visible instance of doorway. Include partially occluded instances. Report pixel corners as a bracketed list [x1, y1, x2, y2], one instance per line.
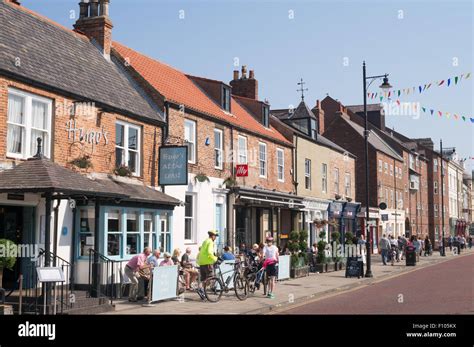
[0, 205, 35, 290]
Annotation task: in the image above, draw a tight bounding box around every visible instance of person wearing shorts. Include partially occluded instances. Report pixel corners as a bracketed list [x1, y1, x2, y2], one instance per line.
[263, 236, 279, 299]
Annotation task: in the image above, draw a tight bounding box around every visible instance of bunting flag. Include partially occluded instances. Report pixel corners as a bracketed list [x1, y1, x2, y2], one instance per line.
[368, 72, 471, 99]
[471, 118, 474, 123]
[430, 109, 434, 115]
[416, 105, 473, 124]
[422, 107, 426, 113]
[438, 111, 442, 117]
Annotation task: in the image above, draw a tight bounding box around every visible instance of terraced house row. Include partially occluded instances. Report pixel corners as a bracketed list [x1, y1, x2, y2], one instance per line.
[0, 0, 471, 300]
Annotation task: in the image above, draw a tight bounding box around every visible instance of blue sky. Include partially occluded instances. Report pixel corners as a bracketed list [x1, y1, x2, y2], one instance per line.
[23, 0, 473, 171]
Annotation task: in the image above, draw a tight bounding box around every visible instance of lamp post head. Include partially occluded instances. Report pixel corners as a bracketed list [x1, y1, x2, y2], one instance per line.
[379, 74, 392, 89]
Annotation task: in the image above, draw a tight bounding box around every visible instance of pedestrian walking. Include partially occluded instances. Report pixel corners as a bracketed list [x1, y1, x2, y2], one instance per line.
[468, 236, 473, 249]
[379, 234, 391, 265]
[412, 236, 421, 262]
[262, 236, 279, 299]
[424, 236, 432, 256]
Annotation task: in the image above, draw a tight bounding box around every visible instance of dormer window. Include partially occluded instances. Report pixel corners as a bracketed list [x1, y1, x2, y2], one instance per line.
[262, 105, 269, 127]
[222, 85, 231, 112]
[310, 119, 317, 139]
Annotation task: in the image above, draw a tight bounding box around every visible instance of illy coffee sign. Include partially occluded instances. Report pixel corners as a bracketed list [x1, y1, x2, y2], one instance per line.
[235, 164, 248, 177]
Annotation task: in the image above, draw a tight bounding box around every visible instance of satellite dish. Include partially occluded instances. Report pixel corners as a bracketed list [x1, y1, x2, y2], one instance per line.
[379, 202, 387, 210]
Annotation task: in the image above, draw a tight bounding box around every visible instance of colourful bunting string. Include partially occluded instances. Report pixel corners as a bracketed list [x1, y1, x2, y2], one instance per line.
[368, 72, 471, 99]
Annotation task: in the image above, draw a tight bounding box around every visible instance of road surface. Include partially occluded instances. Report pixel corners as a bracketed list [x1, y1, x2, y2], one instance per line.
[281, 253, 474, 314]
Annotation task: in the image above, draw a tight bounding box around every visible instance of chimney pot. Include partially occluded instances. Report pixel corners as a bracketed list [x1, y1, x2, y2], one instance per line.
[241, 65, 247, 79]
[100, 0, 110, 17]
[233, 70, 239, 80]
[249, 70, 255, 79]
[90, 0, 99, 17]
[79, 1, 89, 18]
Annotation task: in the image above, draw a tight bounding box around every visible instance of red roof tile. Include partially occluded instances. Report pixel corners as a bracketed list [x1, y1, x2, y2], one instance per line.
[112, 42, 291, 145]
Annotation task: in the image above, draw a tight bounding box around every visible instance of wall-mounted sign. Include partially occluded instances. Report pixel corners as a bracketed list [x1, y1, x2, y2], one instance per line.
[159, 146, 188, 186]
[235, 164, 248, 177]
[66, 119, 109, 145]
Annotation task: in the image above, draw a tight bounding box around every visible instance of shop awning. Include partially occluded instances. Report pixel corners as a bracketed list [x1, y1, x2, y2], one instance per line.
[233, 186, 304, 208]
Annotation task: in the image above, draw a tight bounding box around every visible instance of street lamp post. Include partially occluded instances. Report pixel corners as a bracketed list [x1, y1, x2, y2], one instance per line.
[440, 139, 446, 256]
[362, 61, 392, 277]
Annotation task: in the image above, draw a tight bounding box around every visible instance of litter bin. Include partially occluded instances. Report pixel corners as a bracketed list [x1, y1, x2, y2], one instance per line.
[405, 246, 416, 266]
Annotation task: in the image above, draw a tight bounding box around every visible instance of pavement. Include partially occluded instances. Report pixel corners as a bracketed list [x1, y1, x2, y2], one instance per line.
[105, 247, 473, 315]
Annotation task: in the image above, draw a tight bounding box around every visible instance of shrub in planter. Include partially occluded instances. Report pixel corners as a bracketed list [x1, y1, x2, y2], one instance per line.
[69, 154, 93, 170]
[0, 239, 17, 288]
[223, 176, 236, 188]
[194, 173, 210, 183]
[114, 165, 132, 177]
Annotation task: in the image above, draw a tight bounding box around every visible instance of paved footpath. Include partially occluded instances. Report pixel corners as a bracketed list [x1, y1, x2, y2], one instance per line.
[105, 248, 473, 315]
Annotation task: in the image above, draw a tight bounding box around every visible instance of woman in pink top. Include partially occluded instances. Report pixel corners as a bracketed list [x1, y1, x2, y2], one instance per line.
[159, 252, 174, 266]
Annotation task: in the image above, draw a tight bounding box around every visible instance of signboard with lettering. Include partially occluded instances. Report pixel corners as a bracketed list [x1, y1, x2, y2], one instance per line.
[277, 255, 290, 280]
[235, 164, 249, 177]
[345, 257, 363, 278]
[151, 265, 179, 302]
[159, 146, 188, 186]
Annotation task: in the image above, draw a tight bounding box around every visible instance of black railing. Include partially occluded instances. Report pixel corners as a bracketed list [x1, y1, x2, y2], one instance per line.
[22, 248, 73, 315]
[88, 249, 123, 305]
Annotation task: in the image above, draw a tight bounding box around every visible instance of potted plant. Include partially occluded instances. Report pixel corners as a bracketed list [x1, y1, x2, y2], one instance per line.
[114, 165, 133, 177]
[194, 172, 210, 183]
[222, 176, 237, 188]
[69, 154, 93, 170]
[331, 231, 342, 271]
[0, 239, 17, 288]
[289, 230, 310, 278]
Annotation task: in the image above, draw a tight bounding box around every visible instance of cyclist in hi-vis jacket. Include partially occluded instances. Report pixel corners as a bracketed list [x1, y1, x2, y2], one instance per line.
[196, 230, 219, 297]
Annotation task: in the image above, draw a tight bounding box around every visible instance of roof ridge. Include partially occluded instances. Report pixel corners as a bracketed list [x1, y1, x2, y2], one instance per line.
[2, 0, 88, 41]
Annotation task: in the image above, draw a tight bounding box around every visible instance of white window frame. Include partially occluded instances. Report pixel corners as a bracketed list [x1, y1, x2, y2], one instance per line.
[7, 88, 52, 159]
[322, 163, 328, 193]
[344, 172, 351, 197]
[258, 142, 267, 178]
[334, 168, 339, 194]
[238, 135, 248, 164]
[184, 119, 196, 164]
[184, 193, 196, 243]
[378, 160, 382, 172]
[214, 128, 223, 170]
[277, 148, 284, 182]
[115, 120, 141, 176]
[384, 162, 388, 174]
[434, 181, 438, 195]
[390, 164, 393, 176]
[305, 159, 311, 190]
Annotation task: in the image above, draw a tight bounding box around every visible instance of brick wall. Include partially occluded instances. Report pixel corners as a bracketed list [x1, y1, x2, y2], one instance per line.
[167, 105, 294, 191]
[0, 77, 163, 187]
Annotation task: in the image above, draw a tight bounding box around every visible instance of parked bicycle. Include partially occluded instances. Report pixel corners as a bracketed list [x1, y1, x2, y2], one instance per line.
[202, 259, 248, 302]
[242, 253, 268, 295]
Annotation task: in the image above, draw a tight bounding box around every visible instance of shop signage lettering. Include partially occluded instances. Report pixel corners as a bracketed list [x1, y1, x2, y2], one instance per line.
[236, 164, 249, 177]
[66, 120, 109, 145]
[159, 146, 188, 186]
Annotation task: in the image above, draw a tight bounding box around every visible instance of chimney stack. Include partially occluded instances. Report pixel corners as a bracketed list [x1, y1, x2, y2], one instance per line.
[74, 0, 113, 57]
[230, 65, 258, 99]
[312, 100, 325, 135]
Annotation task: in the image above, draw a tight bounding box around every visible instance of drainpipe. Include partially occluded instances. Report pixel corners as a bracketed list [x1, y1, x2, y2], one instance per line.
[70, 205, 77, 291]
[53, 200, 61, 267]
[227, 125, 235, 250]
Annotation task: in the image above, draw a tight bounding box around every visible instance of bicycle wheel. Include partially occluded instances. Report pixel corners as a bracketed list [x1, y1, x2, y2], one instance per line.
[233, 273, 248, 300]
[203, 277, 223, 303]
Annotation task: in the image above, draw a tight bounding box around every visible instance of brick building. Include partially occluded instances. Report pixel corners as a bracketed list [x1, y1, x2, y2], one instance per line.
[271, 99, 358, 246]
[0, 0, 179, 298]
[112, 40, 298, 252]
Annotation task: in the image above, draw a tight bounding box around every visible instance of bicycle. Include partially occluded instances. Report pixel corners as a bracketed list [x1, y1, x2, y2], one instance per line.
[242, 254, 268, 295]
[202, 259, 249, 302]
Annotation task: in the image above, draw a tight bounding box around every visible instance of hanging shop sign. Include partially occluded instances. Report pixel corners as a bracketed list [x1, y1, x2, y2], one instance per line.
[159, 146, 188, 186]
[235, 164, 249, 177]
[66, 119, 109, 145]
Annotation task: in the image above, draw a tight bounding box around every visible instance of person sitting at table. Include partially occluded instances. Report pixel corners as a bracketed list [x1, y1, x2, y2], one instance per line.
[160, 252, 174, 266]
[222, 246, 235, 260]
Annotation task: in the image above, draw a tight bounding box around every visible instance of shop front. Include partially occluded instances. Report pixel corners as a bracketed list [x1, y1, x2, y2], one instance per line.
[379, 210, 405, 238]
[302, 197, 330, 246]
[229, 187, 304, 251]
[455, 219, 468, 237]
[341, 202, 360, 245]
[328, 201, 344, 241]
[358, 207, 380, 254]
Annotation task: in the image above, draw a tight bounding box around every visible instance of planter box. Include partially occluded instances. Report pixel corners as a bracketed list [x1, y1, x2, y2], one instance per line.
[290, 266, 310, 278]
[326, 263, 334, 272]
[314, 264, 326, 273]
[334, 262, 344, 271]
